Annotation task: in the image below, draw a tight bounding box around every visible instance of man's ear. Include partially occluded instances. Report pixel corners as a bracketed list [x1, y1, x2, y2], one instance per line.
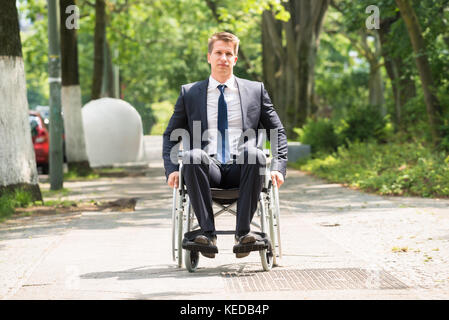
[233, 56, 238, 66]
[207, 53, 211, 64]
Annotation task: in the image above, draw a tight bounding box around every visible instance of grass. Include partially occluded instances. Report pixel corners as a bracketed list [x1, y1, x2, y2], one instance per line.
[63, 167, 134, 181]
[64, 170, 99, 181]
[96, 167, 125, 174]
[295, 140, 449, 198]
[41, 188, 71, 198]
[0, 188, 34, 222]
[0, 186, 83, 222]
[0, 196, 15, 221]
[42, 199, 78, 207]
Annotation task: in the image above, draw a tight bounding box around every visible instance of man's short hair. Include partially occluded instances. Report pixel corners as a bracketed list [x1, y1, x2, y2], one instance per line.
[208, 32, 240, 56]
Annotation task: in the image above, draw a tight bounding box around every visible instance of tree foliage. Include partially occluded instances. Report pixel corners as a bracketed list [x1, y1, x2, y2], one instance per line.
[18, 0, 448, 143]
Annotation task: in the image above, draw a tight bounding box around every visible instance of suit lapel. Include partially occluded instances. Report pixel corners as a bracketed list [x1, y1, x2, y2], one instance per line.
[197, 79, 209, 132]
[235, 76, 248, 131]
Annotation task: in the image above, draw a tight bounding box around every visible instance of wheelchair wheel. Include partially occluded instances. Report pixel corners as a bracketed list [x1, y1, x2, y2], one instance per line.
[269, 184, 282, 266]
[185, 250, 199, 273]
[172, 187, 184, 268]
[260, 248, 273, 271]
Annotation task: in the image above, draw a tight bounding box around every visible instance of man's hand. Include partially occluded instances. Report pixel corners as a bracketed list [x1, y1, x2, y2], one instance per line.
[271, 171, 284, 188]
[167, 171, 179, 189]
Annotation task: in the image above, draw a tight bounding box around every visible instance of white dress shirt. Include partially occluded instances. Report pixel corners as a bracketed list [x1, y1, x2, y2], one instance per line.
[205, 75, 243, 161]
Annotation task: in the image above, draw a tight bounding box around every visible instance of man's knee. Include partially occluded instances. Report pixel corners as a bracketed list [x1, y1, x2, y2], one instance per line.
[182, 149, 209, 165]
[237, 147, 266, 166]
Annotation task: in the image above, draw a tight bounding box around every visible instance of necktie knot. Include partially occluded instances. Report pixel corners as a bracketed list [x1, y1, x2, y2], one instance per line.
[217, 84, 226, 93]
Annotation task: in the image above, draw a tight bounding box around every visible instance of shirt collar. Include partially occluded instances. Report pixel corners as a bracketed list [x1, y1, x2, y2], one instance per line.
[208, 74, 236, 90]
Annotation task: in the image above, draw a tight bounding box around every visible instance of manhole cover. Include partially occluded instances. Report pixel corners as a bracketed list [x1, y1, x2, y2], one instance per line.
[222, 268, 408, 293]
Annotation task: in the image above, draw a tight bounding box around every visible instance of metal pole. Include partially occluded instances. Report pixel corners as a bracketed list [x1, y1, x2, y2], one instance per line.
[113, 48, 120, 98]
[48, 0, 64, 190]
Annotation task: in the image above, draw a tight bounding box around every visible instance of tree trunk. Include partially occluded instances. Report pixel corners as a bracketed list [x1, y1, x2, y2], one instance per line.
[395, 0, 443, 144]
[101, 39, 119, 98]
[366, 32, 385, 115]
[262, 0, 329, 138]
[368, 64, 385, 111]
[262, 10, 285, 122]
[0, 0, 42, 201]
[91, 0, 106, 100]
[60, 0, 92, 175]
[379, 15, 416, 130]
[296, 0, 329, 128]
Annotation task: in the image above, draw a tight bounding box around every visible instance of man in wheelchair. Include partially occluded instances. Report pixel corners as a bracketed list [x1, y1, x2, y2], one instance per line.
[163, 32, 287, 260]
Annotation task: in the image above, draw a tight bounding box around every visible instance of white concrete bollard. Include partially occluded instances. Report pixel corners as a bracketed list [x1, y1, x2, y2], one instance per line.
[82, 98, 145, 167]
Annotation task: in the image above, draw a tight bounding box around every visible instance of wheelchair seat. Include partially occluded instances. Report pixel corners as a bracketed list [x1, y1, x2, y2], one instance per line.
[210, 187, 240, 204]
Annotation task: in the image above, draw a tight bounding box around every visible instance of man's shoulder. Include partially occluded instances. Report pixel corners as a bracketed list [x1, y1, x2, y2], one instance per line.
[235, 76, 263, 90]
[181, 79, 208, 93]
[235, 77, 263, 87]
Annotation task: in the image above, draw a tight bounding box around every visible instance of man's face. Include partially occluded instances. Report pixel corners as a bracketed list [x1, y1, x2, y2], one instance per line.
[207, 40, 238, 76]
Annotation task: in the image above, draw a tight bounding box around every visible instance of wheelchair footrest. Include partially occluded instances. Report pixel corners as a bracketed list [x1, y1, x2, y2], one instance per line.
[182, 239, 218, 253]
[233, 241, 268, 253]
[233, 231, 272, 253]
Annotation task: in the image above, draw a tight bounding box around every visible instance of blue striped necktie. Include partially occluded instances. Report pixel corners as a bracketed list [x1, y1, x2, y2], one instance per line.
[217, 84, 229, 163]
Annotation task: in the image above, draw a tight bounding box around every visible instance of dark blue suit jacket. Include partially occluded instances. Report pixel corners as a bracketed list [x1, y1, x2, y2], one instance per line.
[162, 76, 288, 179]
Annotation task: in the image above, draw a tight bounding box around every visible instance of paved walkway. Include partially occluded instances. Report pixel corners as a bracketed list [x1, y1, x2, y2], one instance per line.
[1, 159, 449, 299]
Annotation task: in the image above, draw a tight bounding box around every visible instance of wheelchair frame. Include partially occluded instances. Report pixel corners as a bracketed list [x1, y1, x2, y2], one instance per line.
[171, 150, 282, 272]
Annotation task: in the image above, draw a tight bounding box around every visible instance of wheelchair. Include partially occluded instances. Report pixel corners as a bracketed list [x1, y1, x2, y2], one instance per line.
[171, 149, 282, 272]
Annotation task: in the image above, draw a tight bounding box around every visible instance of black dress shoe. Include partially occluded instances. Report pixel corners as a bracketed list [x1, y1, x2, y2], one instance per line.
[194, 235, 217, 259]
[234, 233, 256, 258]
[235, 233, 256, 245]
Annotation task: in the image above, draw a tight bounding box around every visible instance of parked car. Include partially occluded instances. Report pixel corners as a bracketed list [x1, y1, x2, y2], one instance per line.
[29, 111, 50, 174]
[29, 110, 67, 174]
[35, 105, 50, 126]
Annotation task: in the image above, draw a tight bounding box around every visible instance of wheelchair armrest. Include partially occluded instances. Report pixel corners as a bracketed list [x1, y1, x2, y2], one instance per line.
[263, 148, 270, 158]
[262, 148, 273, 166]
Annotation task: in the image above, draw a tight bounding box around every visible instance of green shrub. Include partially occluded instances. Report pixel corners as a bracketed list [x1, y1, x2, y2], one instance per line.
[399, 93, 433, 143]
[295, 118, 339, 154]
[298, 140, 449, 198]
[132, 100, 157, 135]
[337, 105, 389, 144]
[150, 100, 175, 136]
[438, 101, 449, 151]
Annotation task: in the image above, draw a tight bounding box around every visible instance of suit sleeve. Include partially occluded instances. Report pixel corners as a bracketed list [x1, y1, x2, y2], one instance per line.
[259, 82, 288, 178]
[162, 86, 188, 180]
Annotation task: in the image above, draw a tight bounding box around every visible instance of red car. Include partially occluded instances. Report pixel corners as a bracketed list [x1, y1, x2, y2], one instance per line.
[29, 111, 50, 173]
